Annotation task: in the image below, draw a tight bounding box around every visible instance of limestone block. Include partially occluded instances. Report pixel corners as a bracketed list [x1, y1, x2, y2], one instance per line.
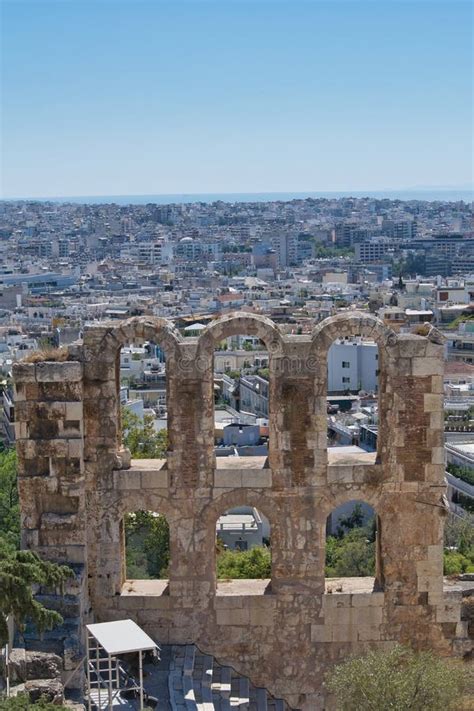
[14, 384, 26, 402]
[249, 606, 275, 627]
[14, 422, 28, 440]
[327, 466, 353, 484]
[243, 469, 272, 487]
[357, 624, 382, 641]
[216, 608, 251, 626]
[13, 362, 37, 382]
[324, 606, 352, 625]
[425, 463, 444, 483]
[311, 624, 331, 643]
[397, 336, 427, 358]
[214, 595, 244, 609]
[115, 595, 145, 611]
[427, 545, 443, 562]
[356, 607, 383, 625]
[412, 358, 444, 377]
[431, 447, 446, 465]
[351, 593, 385, 607]
[35, 362, 82, 383]
[425, 340, 445, 357]
[424, 394, 443, 413]
[141, 469, 168, 488]
[455, 621, 468, 638]
[65, 402, 83, 420]
[436, 601, 462, 624]
[323, 594, 352, 608]
[214, 470, 242, 488]
[68, 440, 83, 459]
[431, 375, 444, 394]
[143, 596, 171, 610]
[113, 470, 141, 490]
[330, 624, 358, 642]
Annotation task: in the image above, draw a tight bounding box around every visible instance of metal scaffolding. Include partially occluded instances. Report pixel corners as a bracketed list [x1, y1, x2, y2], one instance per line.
[85, 619, 159, 710]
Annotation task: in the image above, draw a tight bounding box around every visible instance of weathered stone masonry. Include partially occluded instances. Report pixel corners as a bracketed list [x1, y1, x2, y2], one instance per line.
[13, 311, 472, 709]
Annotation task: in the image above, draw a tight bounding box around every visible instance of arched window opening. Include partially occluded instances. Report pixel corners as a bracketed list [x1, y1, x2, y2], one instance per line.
[327, 338, 379, 455]
[123, 510, 170, 585]
[214, 336, 270, 458]
[216, 506, 271, 585]
[120, 339, 168, 458]
[325, 501, 383, 591]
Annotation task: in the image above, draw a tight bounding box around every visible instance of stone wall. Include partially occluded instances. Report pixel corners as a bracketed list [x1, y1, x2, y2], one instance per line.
[13, 312, 472, 709]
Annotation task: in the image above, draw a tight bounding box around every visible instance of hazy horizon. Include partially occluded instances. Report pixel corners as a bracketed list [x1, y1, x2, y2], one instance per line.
[3, 186, 473, 206]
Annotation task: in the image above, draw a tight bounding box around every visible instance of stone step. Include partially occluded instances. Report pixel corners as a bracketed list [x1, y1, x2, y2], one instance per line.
[239, 676, 249, 709]
[166, 644, 289, 711]
[183, 674, 197, 711]
[219, 667, 232, 699]
[184, 645, 195, 678]
[255, 687, 268, 711]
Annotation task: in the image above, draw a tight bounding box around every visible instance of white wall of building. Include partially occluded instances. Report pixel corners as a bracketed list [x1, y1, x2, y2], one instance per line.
[328, 341, 378, 393]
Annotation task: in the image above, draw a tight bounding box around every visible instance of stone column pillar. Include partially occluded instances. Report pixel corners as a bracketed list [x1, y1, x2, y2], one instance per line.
[382, 333, 446, 602]
[13, 358, 87, 671]
[168, 339, 214, 492]
[271, 338, 323, 487]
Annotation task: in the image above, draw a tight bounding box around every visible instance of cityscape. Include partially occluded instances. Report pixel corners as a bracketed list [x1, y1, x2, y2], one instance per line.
[1, 0, 473, 708]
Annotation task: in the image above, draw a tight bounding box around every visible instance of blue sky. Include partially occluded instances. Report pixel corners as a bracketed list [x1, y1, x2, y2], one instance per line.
[1, 0, 472, 198]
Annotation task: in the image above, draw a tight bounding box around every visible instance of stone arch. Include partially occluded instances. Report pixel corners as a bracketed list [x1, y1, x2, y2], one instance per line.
[198, 312, 284, 356]
[88, 317, 182, 453]
[97, 315, 182, 362]
[197, 313, 284, 462]
[113, 491, 179, 587]
[323, 489, 384, 590]
[203, 489, 277, 588]
[312, 312, 398, 463]
[115, 490, 178, 522]
[312, 311, 397, 356]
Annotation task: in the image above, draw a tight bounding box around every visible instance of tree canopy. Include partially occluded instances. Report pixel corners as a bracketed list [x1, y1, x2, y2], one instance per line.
[121, 407, 167, 459]
[125, 510, 170, 579]
[326, 644, 471, 711]
[0, 449, 72, 648]
[0, 537, 72, 648]
[217, 546, 271, 579]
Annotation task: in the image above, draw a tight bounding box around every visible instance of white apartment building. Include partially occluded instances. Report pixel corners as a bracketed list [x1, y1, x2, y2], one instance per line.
[137, 241, 163, 265]
[327, 340, 379, 393]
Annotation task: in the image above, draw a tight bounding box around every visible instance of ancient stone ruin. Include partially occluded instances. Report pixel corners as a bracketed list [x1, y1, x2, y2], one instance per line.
[13, 311, 472, 709]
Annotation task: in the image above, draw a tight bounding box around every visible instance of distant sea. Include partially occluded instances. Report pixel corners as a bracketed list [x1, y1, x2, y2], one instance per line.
[4, 189, 473, 205]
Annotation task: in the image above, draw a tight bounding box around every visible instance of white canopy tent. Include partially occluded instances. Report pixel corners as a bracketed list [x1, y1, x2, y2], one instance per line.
[86, 619, 159, 710]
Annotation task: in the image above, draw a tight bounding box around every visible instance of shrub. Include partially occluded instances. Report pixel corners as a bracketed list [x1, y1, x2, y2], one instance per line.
[444, 549, 474, 575]
[0, 694, 66, 710]
[22, 348, 68, 363]
[217, 546, 271, 579]
[326, 644, 471, 711]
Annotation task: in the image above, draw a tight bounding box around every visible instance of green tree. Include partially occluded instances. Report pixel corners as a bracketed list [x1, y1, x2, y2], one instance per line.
[444, 513, 474, 552]
[446, 463, 474, 486]
[443, 513, 474, 574]
[0, 449, 73, 647]
[0, 536, 72, 647]
[326, 644, 470, 711]
[0, 693, 66, 710]
[325, 526, 375, 578]
[0, 449, 19, 549]
[336, 503, 365, 536]
[217, 546, 271, 579]
[125, 511, 170, 579]
[121, 407, 167, 458]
